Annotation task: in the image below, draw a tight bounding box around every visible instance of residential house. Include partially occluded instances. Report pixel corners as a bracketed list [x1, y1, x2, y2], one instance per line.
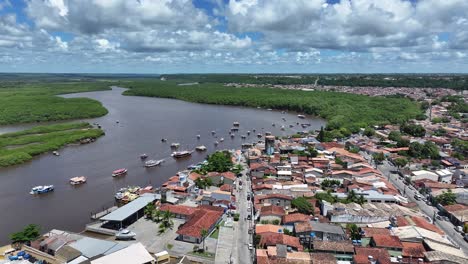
[312, 240, 354, 262]
[256, 193, 293, 208]
[259, 205, 286, 223]
[176, 207, 223, 243]
[259, 233, 303, 251]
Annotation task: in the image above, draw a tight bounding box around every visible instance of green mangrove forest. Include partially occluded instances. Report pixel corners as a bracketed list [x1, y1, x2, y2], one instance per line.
[0, 122, 104, 167]
[123, 80, 423, 132]
[0, 82, 111, 125]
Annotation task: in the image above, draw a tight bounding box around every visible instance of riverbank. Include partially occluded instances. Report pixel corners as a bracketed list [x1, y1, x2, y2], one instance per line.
[0, 82, 111, 125]
[0, 122, 104, 167]
[122, 80, 422, 132]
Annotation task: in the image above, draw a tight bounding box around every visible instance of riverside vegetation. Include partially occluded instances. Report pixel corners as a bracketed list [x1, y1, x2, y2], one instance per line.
[123, 80, 423, 134]
[0, 122, 104, 167]
[0, 82, 111, 125]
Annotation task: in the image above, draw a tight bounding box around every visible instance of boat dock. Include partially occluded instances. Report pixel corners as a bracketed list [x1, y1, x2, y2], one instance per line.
[90, 206, 118, 220]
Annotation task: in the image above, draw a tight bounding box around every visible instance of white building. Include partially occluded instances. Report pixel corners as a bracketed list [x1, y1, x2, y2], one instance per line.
[436, 169, 453, 183]
[410, 170, 438, 182]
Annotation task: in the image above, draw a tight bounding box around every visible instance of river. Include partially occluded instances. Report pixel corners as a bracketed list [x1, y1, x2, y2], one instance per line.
[0, 87, 325, 243]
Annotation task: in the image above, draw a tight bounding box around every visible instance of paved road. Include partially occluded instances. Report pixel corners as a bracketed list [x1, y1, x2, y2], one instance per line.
[232, 153, 254, 264]
[375, 158, 468, 254]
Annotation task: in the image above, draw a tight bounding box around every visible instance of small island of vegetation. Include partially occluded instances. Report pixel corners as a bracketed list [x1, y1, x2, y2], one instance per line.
[0, 122, 104, 167]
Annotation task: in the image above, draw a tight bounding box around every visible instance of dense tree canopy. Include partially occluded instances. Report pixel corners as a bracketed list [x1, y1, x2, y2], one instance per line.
[10, 224, 41, 244]
[400, 123, 426, 137]
[436, 190, 457, 206]
[291, 197, 314, 215]
[202, 151, 233, 172]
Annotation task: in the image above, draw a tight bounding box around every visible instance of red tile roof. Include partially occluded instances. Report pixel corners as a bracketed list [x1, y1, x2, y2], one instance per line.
[258, 193, 293, 201]
[444, 204, 468, 212]
[309, 253, 337, 264]
[401, 242, 426, 258]
[259, 233, 303, 251]
[360, 227, 391, 238]
[219, 184, 233, 192]
[410, 216, 444, 235]
[260, 205, 286, 217]
[189, 172, 203, 181]
[221, 172, 236, 181]
[255, 224, 283, 234]
[282, 213, 311, 224]
[159, 204, 196, 216]
[372, 234, 403, 249]
[176, 208, 223, 239]
[313, 240, 354, 253]
[354, 247, 391, 264]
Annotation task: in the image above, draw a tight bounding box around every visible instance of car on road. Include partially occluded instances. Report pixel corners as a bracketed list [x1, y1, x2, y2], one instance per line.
[414, 194, 422, 200]
[247, 214, 251, 220]
[248, 243, 253, 250]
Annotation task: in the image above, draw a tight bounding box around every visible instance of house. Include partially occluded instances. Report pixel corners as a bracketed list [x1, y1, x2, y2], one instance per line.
[401, 242, 426, 261]
[259, 205, 286, 223]
[276, 165, 293, 180]
[256, 193, 293, 208]
[282, 213, 311, 226]
[210, 190, 232, 202]
[159, 204, 196, 219]
[370, 235, 403, 256]
[206, 172, 236, 185]
[90, 242, 154, 264]
[259, 233, 303, 251]
[309, 222, 346, 241]
[436, 169, 453, 183]
[312, 240, 354, 261]
[410, 170, 439, 182]
[354, 247, 391, 264]
[255, 224, 283, 235]
[176, 207, 223, 243]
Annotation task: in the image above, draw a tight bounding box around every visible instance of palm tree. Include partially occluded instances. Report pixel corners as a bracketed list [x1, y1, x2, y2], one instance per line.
[152, 209, 162, 223]
[347, 190, 357, 203]
[144, 203, 155, 218]
[161, 210, 174, 229]
[201, 229, 208, 252]
[356, 195, 366, 205]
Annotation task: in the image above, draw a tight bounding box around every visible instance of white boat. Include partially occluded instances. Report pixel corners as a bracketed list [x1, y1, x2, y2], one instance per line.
[220, 138, 224, 142]
[214, 141, 219, 146]
[115, 229, 136, 240]
[196, 135, 201, 139]
[52, 151, 60, 156]
[114, 192, 124, 200]
[140, 153, 148, 159]
[297, 114, 306, 119]
[144, 159, 163, 167]
[30, 185, 54, 195]
[211, 130, 216, 135]
[170, 143, 180, 148]
[230, 134, 235, 138]
[112, 168, 128, 177]
[233, 122, 240, 127]
[171, 151, 192, 158]
[70, 176, 87, 185]
[195, 145, 207, 151]
[280, 126, 285, 131]
[247, 131, 250, 135]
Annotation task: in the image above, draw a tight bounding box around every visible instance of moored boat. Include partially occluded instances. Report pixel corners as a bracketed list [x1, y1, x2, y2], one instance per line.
[220, 138, 224, 142]
[297, 114, 305, 119]
[196, 134, 201, 139]
[70, 176, 87, 185]
[112, 168, 128, 177]
[144, 159, 163, 167]
[140, 153, 148, 159]
[52, 151, 60, 156]
[170, 143, 180, 148]
[233, 122, 240, 127]
[171, 150, 192, 158]
[195, 145, 207, 151]
[30, 185, 54, 195]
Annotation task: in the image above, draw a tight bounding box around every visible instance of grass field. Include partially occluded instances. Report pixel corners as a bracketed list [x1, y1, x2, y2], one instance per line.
[0, 82, 111, 125]
[0, 122, 104, 167]
[123, 80, 422, 131]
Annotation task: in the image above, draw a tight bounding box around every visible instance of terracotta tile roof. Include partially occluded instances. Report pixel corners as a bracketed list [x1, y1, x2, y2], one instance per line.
[313, 240, 354, 253]
[309, 253, 336, 264]
[256, 224, 283, 234]
[159, 204, 196, 216]
[410, 216, 444, 235]
[354, 247, 391, 264]
[219, 184, 233, 192]
[260, 193, 293, 201]
[252, 184, 273, 191]
[282, 213, 311, 224]
[444, 204, 468, 212]
[294, 222, 313, 233]
[260, 205, 286, 217]
[259, 233, 303, 251]
[189, 172, 202, 181]
[360, 227, 391, 238]
[401, 242, 426, 258]
[396, 216, 410, 227]
[372, 234, 403, 249]
[221, 171, 236, 181]
[198, 204, 225, 212]
[176, 208, 223, 239]
[165, 185, 188, 192]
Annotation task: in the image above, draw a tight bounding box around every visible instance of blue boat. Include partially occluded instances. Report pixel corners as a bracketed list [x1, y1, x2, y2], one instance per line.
[30, 185, 54, 195]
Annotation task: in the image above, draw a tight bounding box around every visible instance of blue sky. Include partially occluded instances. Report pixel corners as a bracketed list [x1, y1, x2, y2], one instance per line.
[1, 0, 468, 73]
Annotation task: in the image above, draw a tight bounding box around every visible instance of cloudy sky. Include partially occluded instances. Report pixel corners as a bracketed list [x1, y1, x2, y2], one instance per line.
[1, 0, 468, 73]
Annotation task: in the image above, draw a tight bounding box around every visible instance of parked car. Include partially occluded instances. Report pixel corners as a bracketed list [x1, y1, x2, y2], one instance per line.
[456, 226, 463, 233]
[247, 214, 251, 220]
[248, 243, 253, 250]
[414, 194, 422, 200]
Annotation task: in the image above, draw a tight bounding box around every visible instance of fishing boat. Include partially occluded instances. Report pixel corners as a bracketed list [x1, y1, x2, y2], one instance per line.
[220, 138, 224, 142]
[140, 153, 148, 159]
[280, 126, 285, 131]
[214, 141, 219, 146]
[257, 133, 262, 138]
[211, 130, 216, 135]
[272, 123, 275, 126]
[116, 229, 136, 240]
[172, 151, 193, 158]
[144, 159, 163, 167]
[170, 143, 180, 148]
[241, 135, 246, 139]
[233, 122, 240, 127]
[265, 131, 272, 136]
[112, 168, 127, 177]
[30, 185, 54, 195]
[114, 192, 124, 200]
[70, 176, 87, 185]
[230, 127, 239, 131]
[297, 114, 305, 119]
[52, 151, 60, 156]
[267, 108, 272, 111]
[230, 134, 235, 138]
[247, 130, 251, 135]
[116, 120, 120, 123]
[196, 135, 201, 139]
[195, 145, 207, 151]
[161, 138, 167, 142]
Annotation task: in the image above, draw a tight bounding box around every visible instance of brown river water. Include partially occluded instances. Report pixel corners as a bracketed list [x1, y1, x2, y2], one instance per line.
[0, 87, 325, 243]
